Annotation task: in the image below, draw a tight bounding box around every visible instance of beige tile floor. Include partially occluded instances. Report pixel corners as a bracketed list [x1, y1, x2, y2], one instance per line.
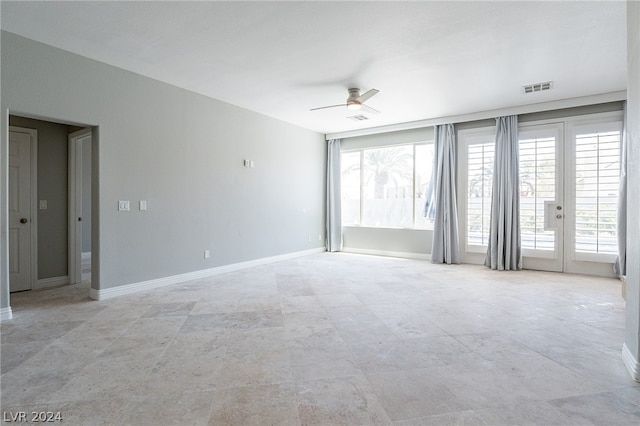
[1, 252, 639, 425]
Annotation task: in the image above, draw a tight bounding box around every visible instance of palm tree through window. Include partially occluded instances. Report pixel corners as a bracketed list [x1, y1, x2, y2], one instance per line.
[341, 143, 433, 228]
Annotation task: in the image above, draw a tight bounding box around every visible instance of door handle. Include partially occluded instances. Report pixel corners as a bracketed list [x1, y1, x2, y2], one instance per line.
[556, 214, 563, 219]
[20, 218, 28, 224]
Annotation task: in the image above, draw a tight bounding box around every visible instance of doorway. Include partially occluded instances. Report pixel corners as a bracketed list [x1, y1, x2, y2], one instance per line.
[69, 129, 92, 285]
[459, 110, 624, 277]
[520, 113, 623, 276]
[8, 116, 95, 294]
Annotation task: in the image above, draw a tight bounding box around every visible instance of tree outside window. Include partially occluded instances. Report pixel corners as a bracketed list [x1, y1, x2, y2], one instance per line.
[341, 143, 433, 228]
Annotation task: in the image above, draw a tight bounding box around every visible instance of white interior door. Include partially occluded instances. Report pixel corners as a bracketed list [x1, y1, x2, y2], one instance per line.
[9, 128, 36, 292]
[68, 129, 92, 284]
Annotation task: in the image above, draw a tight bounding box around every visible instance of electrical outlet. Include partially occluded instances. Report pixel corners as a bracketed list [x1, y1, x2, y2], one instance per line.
[118, 200, 130, 211]
[204, 250, 210, 259]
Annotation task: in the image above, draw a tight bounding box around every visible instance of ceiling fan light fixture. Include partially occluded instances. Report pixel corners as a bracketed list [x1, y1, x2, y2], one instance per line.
[310, 88, 380, 114]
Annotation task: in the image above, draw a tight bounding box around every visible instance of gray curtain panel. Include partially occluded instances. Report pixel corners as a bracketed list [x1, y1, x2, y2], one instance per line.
[326, 139, 343, 252]
[485, 115, 522, 271]
[429, 124, 460, 264]
[614, 102, 627, 277]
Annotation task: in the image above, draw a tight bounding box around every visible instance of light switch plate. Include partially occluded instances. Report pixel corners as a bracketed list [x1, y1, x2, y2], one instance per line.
[140, 200, 147, 211]
[39, 200, 48, 210]
[118, 200, 130, 211]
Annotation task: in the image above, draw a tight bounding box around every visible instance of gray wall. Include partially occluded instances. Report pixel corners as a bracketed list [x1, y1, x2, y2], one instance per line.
[8, 115, 69, 279]
[519, 102, 624, 123]
[343, 227, 431, 256]
[341, 127, 434, 151]
[1, 31, 326, 307]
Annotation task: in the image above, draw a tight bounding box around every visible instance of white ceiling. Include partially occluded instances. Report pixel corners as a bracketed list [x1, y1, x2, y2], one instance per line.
[1, 1, 627, 134]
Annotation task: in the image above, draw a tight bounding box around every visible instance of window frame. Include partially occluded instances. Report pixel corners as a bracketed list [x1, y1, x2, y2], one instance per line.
[457, 126, 497, 260]
[341, 141, 434, 230]
[566, 116, 623, 264]
[518, 122, 564, 261]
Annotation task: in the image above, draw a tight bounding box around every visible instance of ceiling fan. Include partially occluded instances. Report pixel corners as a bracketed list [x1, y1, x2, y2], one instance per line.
[310, 88, 380, 114]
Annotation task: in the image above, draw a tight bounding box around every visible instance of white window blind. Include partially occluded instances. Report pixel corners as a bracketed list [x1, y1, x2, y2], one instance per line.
[466, 142, 494, 247]
[575, 130, 620, 255]
[519, 135, 556, 251]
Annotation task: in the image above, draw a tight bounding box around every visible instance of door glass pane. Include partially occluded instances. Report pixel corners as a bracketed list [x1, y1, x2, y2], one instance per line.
[575, 130, 620, 254]
[467, 142, 494, 247]
[519, 135, 556, 250]
[341, 151, 361, 225]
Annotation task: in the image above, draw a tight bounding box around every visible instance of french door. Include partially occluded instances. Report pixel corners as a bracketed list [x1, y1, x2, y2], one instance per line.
[460, 112, 624, 276]
[520, 113, 623, 275]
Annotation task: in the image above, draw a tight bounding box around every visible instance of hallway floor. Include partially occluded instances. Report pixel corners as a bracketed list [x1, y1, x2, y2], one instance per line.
[1, 253, 639, 425]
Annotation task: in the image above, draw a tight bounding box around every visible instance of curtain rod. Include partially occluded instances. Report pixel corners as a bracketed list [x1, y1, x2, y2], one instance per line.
[325, 91, 626, 140]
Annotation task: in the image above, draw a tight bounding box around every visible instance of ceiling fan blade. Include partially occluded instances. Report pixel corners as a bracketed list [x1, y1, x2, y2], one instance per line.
[356, 88, 379, 103]
[309, 104, 347, 112]
[360, 104, 380, 115]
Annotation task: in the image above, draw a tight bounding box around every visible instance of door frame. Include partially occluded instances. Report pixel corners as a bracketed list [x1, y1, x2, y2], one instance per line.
[8, 126, 38, 291]
[517, 111, 624, 276]
[518, 120, 565, 273]
[563, 111, 624, 276]
[457, 110, 624, 277]
[68, 128, 92, 285]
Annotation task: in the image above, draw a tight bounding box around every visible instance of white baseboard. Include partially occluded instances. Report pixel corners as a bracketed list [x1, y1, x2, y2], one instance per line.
[0, 306, 13, 321]
[90, 247, 325, 301]
[622, 343, 640, 382]
[35, 275, 70, 289]
[342, 247, 429, 260]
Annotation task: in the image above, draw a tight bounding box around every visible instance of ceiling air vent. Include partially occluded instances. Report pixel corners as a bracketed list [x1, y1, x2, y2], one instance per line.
[523, 81, 553, 94]
[347, 115, 369, 121]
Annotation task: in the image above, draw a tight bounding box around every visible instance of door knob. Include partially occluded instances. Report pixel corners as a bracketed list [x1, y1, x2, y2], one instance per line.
[20, 218, 28, 224]
[556, 214, 563, 219]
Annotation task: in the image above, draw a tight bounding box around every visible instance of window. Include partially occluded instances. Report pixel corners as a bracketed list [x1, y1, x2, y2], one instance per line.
[466, 142, 494, 247]
[574, 127, 621, 256]
[341, 143, 433, 228]
[459, 127, 496, 253]
[341, 151, 361, 225]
